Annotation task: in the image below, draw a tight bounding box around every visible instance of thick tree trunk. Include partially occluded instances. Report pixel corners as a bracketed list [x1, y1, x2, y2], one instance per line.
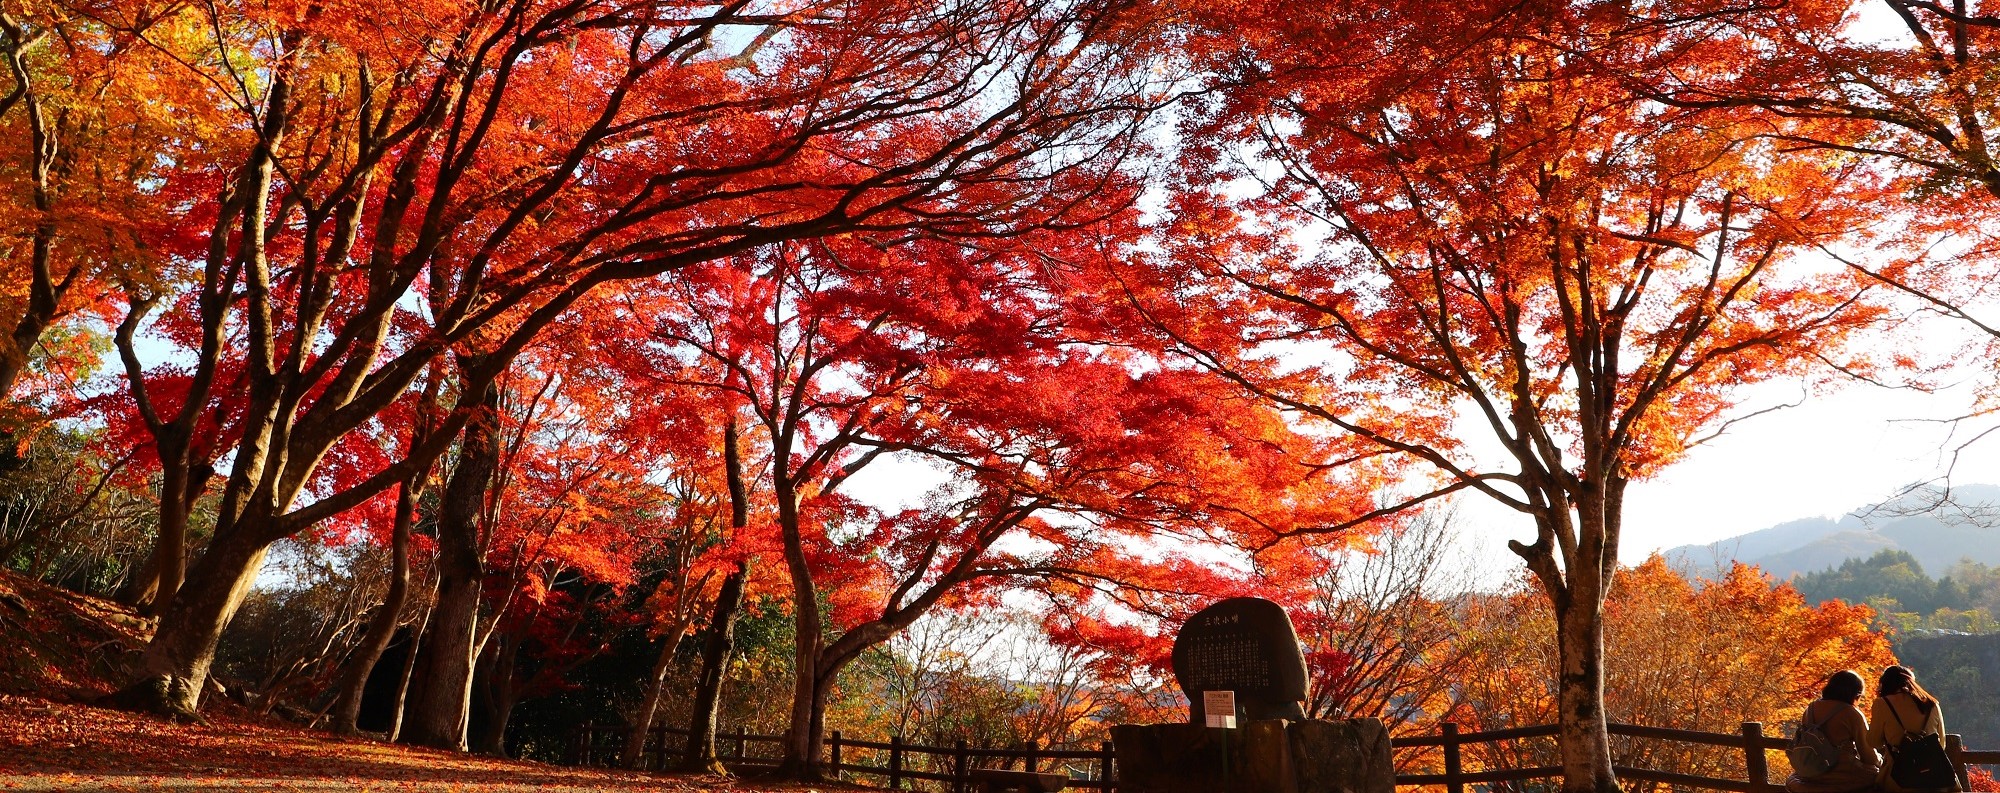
[775, 601, 827, 779]
[679, 562, 749, 772]
[106, 528, 271, 721]
[776, 649, 822, 780]
[329, 475, 419, 733]
[469, 635, 519, 757]
[400, 518, 484, 750]
[772, 648, 852, 781]
[1555, 592, 1619, 793]
[401, 384, 498, 751]
[1517, 483, 1623, 793]
[145, 470, 192, 616]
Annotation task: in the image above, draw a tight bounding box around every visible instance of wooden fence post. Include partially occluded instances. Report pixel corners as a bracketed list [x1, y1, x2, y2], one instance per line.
[1101, 739, 1116, 792]
[735, 727, 748, 762]
[662, 722, 675, 771]
[960, 736, 976, 793]
[890, 735, 905, 790]
[1742, 722, 1769, 793]
[829, 731, 843, 781]
[1949, 734, 1970, 791]
[1026, 739, 1040, 773]
[1443, 722, 1465, 793]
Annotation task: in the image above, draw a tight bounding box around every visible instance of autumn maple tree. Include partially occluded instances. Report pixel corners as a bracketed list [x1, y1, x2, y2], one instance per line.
[1637, 0, 2000, 200]
[7, 0, 1970, 778]
[75, 0, 1177, 731]
[1125, 2, 1899, 790]
[1578, 0, 2000, 365]
[1449, 559, 1895, 791]
[589, 231, 1358, 780]
[0, 6, 183, 427]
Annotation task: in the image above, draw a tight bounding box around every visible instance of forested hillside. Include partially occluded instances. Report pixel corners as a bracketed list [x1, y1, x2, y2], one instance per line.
[1794, 551, 2000, 633]
[1895, 633, 2000, 751]
[1666, 487, 2000, 581]
[1776, 551, 2000, 750]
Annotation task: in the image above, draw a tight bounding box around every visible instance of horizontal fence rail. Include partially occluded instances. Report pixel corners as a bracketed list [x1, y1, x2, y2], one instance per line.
[568, 719, 2000, 792]
[569, 721, 1115, 791]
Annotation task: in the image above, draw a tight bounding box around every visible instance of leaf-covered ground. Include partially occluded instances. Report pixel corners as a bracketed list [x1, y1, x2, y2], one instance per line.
[0, 696, 869, 792]
[0, 573, 866, 791]
[0, 571, 151, 701]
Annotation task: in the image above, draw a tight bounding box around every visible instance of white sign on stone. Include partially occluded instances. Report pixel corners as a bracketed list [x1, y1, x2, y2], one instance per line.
[1203, 690, 1237, 729]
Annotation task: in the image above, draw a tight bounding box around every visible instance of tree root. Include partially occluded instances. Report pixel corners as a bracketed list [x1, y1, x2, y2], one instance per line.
[101, 675, 207, 724]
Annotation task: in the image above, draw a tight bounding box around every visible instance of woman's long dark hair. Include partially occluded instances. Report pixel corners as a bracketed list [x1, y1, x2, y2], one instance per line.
[1823, 670, 1865, 704]
[1879, 665, 1938, 710]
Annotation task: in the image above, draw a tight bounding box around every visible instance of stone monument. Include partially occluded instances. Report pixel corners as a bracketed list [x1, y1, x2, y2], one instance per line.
[1170, 597, 1311, 724]
[1112, 597, 1395, 793]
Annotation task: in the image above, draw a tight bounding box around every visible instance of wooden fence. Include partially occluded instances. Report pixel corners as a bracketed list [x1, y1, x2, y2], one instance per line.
[569, 722, 1116, 791]
[1397, 721, 2000, 793]
[569, 720, 2000, 792]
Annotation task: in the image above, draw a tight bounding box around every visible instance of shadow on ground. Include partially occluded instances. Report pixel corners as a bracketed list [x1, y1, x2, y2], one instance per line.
[0, 696, 870, 792]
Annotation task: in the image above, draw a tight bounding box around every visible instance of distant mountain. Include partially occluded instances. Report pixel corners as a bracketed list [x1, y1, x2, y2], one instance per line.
[1664, 484, 2000, 579]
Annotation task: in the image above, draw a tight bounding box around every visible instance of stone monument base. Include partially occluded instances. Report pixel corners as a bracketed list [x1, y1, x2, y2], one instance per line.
[1110, 718, 1393, 793]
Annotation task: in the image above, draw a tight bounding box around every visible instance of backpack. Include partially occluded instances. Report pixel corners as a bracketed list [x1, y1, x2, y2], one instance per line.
[1788, 707, 1841, 780]
[1885, 697, 1959, 791]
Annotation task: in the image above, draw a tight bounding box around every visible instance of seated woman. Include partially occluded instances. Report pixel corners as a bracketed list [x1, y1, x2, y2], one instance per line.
[1870, 665, 1961, 792]
[1788, 670, 1882, 793]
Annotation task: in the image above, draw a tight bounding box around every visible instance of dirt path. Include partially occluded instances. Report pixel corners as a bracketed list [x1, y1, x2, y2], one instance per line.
[0, 696, 861, 792]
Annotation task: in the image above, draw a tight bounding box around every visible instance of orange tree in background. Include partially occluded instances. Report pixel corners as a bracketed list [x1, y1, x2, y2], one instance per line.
[1121, 1, 1904, 791]
[0, 5, 187, 418]
[1448, 559, 1895, 793]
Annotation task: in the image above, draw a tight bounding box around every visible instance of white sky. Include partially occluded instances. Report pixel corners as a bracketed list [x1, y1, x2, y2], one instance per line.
[1442, 304, 2000, 586]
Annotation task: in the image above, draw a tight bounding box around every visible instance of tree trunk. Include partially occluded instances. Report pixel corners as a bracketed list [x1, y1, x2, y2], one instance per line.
[679, 562, 749, 772]
[1554, 590, 1619, 793]
[625, 628, 681, 771]
[771, 439, 825, 781]
[0, 15, 72, 405]
[678, 418, 752, 772]
[401, 385, 499, 751]
[106, 528, 271, 721]
[329, 474, 419, 733]
[1517, 484, 1623, 793]
[400, 517, 482, 750]
[770, 647, 854, 781]
[116, 463, 194, 613]
[774, 569, 824, 779]
[469, 634, 519, 757]
[144, 468, 193, 616]
[388, 588, 434, 742]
